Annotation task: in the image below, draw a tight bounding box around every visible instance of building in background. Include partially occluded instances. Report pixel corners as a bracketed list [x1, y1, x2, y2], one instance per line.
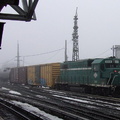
[115, 45, 120, 58]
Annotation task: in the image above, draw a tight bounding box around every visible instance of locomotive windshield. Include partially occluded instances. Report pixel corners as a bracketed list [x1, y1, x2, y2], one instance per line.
[105, 60, 120, 68]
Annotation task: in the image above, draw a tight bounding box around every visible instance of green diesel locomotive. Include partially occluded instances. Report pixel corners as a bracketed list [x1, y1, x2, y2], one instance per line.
[55, 57, 120, 95]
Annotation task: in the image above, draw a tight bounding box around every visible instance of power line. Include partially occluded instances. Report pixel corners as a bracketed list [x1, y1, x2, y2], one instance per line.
[1, 48, 65, 67]
[0, 57, 16, 65]
[22, 48, 65, 66]
[23, 48, 65, 57]
[42, 48, 63, 63]
[94, 48, 111, 58]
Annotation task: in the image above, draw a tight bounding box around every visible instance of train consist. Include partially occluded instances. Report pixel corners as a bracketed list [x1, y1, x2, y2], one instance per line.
[9, 63, 60, 88]
[9, 57, 120, 95]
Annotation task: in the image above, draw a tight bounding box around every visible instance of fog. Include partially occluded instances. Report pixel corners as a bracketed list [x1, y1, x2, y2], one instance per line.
[0, 0, 120, 68]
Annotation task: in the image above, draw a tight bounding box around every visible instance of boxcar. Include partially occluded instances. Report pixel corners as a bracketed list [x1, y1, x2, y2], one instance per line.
[27, 65, 40, 86]
[9, 66, 27, 84]
[27, 63, 60, 87]
[9, 68, 18, 83]
[18, 66, 27, 84]
[40, 63, 60, 87]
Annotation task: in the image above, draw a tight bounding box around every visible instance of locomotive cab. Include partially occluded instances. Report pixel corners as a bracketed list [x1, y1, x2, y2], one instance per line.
[92, 58, 120, 86]
[90, 58, 120, 95]
[103, 59, 120, 86]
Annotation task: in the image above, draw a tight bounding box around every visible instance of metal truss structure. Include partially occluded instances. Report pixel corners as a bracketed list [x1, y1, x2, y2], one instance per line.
[0, 0, 39, 21]
[0, 0, 39, 49]
[72, 8, 79, 61]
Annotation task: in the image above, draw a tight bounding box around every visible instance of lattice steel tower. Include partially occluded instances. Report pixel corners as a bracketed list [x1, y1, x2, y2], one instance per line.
[72, 8, 79, 61]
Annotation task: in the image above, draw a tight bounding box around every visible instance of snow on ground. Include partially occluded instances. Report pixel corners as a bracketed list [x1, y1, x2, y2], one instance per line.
[36, 95, 47, 99]
[53, 95, 89, 103]
[24, 86, 29, 89]
[53, 95, 98, 109]
[11, 100, 63, 120]
[116, 107, 120, 110]
[2, 87, 21, 95]
[1, 87, 10, 90]
[1, 87, 22, 95]
[9, 90, 21, 95]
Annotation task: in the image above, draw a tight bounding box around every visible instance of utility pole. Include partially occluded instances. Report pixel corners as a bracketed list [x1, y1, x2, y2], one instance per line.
[112, 45, 119, 57]
[72, 7, 79, 61]
[16, 41, 20, 82]
[17, 42, 20, 68]
[65, 40, 68, 62]
[112, 45, 115, 57]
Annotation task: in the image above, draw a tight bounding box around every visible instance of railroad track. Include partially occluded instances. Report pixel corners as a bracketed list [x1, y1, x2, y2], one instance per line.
[18, 87, 120, 119]
[0, 98, 50, 120]
[1, 84, 120, 120]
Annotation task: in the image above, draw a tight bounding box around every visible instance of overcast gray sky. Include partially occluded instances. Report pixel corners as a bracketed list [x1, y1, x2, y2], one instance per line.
[0, 0, 120, 68]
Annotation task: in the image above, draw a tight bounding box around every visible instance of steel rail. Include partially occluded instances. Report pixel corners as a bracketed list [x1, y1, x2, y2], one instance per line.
[0, 98, 50, 120]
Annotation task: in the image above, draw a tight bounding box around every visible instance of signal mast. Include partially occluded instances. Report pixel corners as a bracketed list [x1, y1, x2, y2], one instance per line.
[72, 7, 79, 61]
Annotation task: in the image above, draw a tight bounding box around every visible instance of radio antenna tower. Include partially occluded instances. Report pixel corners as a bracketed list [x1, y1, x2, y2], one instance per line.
[72, 7, 79, 61]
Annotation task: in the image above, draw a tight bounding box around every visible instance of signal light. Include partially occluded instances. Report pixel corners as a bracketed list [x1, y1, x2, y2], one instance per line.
[114, 70, 117, 73]
[0, 22, 5, 49]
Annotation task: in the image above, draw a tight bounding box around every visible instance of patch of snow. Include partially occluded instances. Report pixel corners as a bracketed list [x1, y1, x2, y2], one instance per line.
[1, 87, 10, 90]
[53, 95, 89, 103]
[24, 86, 29, 89]
[116, 107, 120, 110]
[42, 86, 49, 89]
[9, 90, 21, 95]
[36, 95, 47, 99]
[11, 100, 63, 120]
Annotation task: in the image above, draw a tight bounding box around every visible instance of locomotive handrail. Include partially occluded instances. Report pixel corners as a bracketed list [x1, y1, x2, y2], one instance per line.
[107, 72, 113, 85]
[111, 75, 118, 85]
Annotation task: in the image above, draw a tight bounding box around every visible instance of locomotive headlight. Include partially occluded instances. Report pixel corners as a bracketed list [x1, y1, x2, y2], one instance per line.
[114, 70, 117, 73]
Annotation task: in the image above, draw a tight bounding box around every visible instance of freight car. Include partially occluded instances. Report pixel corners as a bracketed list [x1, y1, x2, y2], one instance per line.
[27, 63, 60, 87]
[9, 66, 27, 84]
[0, 68, 10, 82]
[55, 57, 120, 95]
[9, 63, 61, 88]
